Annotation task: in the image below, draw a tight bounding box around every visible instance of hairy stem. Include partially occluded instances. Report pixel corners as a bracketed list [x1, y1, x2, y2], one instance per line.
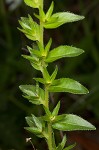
[39, 1, 53, 149]
[45, 86, 53, 150]
[39, 0, 44, 46]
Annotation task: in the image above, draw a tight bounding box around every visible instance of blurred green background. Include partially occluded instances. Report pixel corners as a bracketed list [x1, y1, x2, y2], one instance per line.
[0, 0, 99, 150]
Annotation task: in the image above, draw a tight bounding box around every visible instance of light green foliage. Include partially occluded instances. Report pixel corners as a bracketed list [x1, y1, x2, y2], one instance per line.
[45, 46, 84, 63]
[19, 0, 96, 149]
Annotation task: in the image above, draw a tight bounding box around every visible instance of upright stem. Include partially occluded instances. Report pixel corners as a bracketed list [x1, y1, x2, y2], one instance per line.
[39, 1, 53, 149]
[39, 0, 44, 46]
[45, 86, 53, 150]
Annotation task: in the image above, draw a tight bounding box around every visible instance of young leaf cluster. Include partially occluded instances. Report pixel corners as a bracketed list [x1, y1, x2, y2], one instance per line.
[19, 0, 96, 150]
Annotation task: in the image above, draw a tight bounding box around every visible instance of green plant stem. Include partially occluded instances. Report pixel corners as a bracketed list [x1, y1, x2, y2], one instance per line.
[39, 0, 44, 46]
[39, 1, 53, 149]
[45, 86, 53, 150]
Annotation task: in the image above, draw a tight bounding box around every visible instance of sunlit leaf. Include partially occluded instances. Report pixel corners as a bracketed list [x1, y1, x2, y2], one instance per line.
[46, 46, 84, 63]
[44, 12, 84, 29]
[24, 0, 40, 8]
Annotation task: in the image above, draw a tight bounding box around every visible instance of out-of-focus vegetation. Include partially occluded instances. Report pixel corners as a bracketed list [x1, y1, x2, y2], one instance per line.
[0, 0, 99, 150]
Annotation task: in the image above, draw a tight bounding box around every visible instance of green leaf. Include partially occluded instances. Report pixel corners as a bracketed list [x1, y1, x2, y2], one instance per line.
[25, 127, 42, 134]
[32, 114, 42, 130]
[42, 67, 51, 82]
[45, 38, 52, 54]
[52, 101, 60, 117]
[43, 106, 51, 117]
[63, 143, 76, 150]
[44, 12, 84, 29]
[45, 46, 84, 63]
[56, 135, 66, 150]
[50, 66, 58, 82]
[25, 116, 35, 127]
[18, 16, 40, 41]
[45, 1, 54, 20]
[34, 78, 45, 84]
[52, 133, 56, 149]
[19, 85, 45, 105]
[24, 0, 40, 8]
[52, 114, 96, 131]
[49, 78, 89, 94]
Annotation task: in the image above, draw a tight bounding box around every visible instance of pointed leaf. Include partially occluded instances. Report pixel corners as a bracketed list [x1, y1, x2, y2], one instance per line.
[50, 66, 58, 82]
[49, 78, 89, 94]
[45, 1, 54, 20]
[34, 78, 45, 84]
[45, 38, 52, 54]
[44, 12, 84, 29]
[63, 143, 76, 150]
[52, 133, 57, 149]
[46, 46, 84, 63]
[43, 106, 51, 117]
[56, 135, 67, 150]
[52, 101, 60, 117]
[52, 114, 96, 131]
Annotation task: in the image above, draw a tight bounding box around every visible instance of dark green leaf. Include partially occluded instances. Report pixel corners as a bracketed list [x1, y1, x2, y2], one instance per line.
[19, 85, 45, 105]
[49, 78, 89, 94]
[52, 114, 96, 131]
[25, 127, 41, 134]
[46, 46, 84, 63]
[32, 114, 42, 130]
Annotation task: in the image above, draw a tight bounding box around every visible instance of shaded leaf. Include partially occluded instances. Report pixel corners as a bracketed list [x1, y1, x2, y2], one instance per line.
[19, 85, 45, 105]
